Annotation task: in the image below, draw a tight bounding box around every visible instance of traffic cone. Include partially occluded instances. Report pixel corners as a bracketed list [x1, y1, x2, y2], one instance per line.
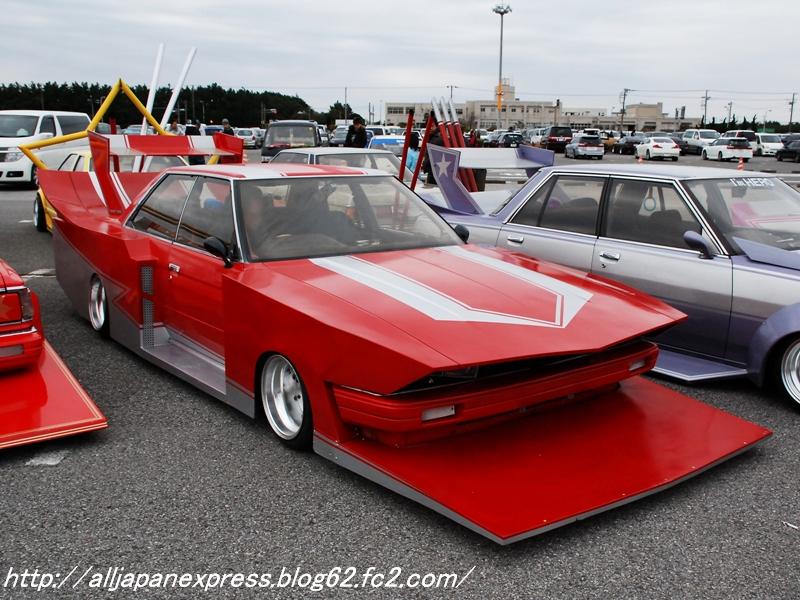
[637, 153, 643, 164]
[737, 157, 744, 171]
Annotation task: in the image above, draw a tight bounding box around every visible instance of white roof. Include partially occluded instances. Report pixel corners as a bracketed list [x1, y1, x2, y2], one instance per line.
[167, 163, 391, 180]
[0, 110, 89, 117]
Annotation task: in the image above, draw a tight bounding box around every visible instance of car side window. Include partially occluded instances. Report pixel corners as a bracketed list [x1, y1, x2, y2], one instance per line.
[538, 176, 604, 235]
[605, 179, 701, 248]
[39, 116, 56, 136]
[273, 153, 308, 164]
[176, 177, 235, 251]
[509, 179, 554, 226]
[130, 174, 196, 241]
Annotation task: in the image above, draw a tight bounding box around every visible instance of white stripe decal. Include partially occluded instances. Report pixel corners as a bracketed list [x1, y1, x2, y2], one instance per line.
[110, 173, 131, 207]
[87, 172, 106, 206]
[440, 246, 592, 326]
[311, 252, 589, 328]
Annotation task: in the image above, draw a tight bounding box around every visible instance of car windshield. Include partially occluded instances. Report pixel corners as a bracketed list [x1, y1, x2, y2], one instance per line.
[236, 175, 461, 261]
[0, 115, 39, 137]
[317, 152, 403, 177]
[653, 138, 674, 144]
[683, 177, 800, 252]
[266, 125, 316, 147]
[700, 131, 720, 139]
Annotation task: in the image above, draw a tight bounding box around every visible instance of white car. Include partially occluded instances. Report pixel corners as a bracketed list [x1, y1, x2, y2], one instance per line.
[682, 128, 720, 155]
[0, 110, 90, 186]
[635, 137, 680, 161]
[235, 128, 259, 149]
[701, 137, 753, 161]
[723, 129, 757, 150]
[754, 133, 783, 156]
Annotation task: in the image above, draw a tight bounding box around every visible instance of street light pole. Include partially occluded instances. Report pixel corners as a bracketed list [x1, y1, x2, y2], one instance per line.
[493, 4, 511, 130]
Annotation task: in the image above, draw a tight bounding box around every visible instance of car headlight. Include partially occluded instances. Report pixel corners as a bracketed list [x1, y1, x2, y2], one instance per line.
[5, 150, 24, 162]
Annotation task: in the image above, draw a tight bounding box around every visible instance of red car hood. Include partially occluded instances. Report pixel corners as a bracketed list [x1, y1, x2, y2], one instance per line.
[268, 245, 684, 366]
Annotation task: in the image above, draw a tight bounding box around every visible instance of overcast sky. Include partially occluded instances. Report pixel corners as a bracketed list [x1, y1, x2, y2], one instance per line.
[4, 0, 798, 123]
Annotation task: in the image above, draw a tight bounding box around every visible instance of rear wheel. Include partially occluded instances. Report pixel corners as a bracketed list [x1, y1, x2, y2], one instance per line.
[795, 154, 800, 163]
[672, 156, 679, 161]
[777, 154, 783, 161]
[646, 150, 651, 160]
[777, 337, 800, 409]
[88, 276, 110, 338]
[260, 354, 313, 449]
[33, 193, 47, 232]
[702, 150, 708, 160]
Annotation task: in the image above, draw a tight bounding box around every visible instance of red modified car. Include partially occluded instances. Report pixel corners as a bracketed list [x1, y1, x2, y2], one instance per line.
[1, 258, 107, 450]
[38, 133, 770, 544]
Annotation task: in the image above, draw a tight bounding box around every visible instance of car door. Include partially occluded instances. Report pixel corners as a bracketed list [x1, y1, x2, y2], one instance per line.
[591, 177, 732, 357]
[499, 174, 606, 272]
[167, 176, 237, 356]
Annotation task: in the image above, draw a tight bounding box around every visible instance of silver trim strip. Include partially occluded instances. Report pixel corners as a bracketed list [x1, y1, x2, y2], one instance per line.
[0, 326, 38, 338]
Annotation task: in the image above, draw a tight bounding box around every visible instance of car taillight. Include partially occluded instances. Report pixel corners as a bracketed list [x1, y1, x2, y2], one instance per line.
[0, 288, 33, 323]
[578, 143, 587, 147]
[653, 144, 662, 148]
[549, 136, 558, 141]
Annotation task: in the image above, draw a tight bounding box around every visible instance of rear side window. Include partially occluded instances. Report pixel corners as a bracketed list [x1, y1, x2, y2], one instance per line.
[176, 177, 235, 251]
[537, 176, 604, 234]
[56, 115, 90, 135]
[130, 174, 196, 241]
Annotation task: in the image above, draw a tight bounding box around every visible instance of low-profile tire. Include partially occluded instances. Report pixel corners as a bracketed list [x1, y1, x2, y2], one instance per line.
[88, 276, 110, 338]
[260, 354, 313, 450]
[33, 193, 47, 232]
[776, 337, 800, 410]
[29, 166, 39, 190]
[702, 150, 708, 160]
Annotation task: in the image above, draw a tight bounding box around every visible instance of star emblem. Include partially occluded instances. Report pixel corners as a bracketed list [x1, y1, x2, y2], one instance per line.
[435, 156, 451, 178]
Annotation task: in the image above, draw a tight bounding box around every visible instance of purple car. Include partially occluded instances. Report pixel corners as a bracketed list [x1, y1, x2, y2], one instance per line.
[422, 145, 800, 408]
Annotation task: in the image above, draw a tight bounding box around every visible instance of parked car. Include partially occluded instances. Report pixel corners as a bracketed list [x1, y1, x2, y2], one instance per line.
[610, 135, 646, 155]
[635, 136, 680, 161]
[682, 129, 720, 154]
[600, 130, 621, 153]
[39, 157, 770, 543]
[538, 126, 573, 152]
[723, 130, 757, 150]
[427, 159, 800, 407]
[235, 128, 259, 149]
[122, 124, 155, 135]
[564, 135, 604, 159]
[203, 125, 224, 136]
[317, 125, 330, 146]
[329, 125, 349, 147]
[776, 141, 800, 162]
[484, 130, 508, 147]
[497, 132, 524, 148]
[270, 147, 412, 182]
[0, 110, 90, 187]
[754, 133, 783, 156]
[368, 135, 405, 156]
[701, 137, 753, 161]
[260, 120, 321, 162]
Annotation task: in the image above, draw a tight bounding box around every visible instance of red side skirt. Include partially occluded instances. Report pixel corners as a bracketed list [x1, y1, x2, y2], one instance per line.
[315, 377, 771, 544]
[0, 342, 107, 450]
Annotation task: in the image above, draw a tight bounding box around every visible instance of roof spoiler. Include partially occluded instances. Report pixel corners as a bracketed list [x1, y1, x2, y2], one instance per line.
[425, 145, 554, 215]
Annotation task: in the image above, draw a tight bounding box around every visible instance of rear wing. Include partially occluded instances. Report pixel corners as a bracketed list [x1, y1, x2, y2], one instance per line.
[425, 145, 554, 215]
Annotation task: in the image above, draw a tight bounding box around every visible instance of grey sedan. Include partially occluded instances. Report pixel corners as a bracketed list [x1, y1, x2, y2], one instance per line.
[432, 162, 800, 408]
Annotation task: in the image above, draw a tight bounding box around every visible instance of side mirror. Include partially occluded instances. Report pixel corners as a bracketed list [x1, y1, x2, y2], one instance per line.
[453, 224, 470, 243]
[683, 231, 714, 259]
[203, 236, 233, 268]
[39, 132, 54, 140]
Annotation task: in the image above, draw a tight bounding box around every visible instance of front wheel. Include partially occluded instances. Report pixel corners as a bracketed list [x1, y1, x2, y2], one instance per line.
[260, 354, 313, 449]
[88, 276, 110, 337]
[778, 337, 800, 409]
[33, 193, 47, 232]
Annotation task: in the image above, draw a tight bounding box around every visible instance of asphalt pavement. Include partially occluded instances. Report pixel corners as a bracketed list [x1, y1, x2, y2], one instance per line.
[0, 153, 799, 599]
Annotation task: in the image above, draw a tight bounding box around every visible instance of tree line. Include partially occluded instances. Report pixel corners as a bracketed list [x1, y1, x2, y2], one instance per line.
[700, 115, 795, 134]
[0, 82, 356, 129]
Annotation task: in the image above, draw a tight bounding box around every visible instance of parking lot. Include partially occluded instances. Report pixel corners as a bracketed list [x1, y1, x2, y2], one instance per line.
[1, 154, 799, 600]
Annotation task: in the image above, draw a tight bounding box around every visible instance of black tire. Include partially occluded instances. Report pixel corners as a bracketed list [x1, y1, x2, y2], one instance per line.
[755, 148, 762, 157]
[33, 193, 47, 232]
[795, 154, 800, 163]
[777, 154, 783, 162]
[29, 166, 39, 190]
[702, 150, 708, 160]
[88, 276, 110, 338]
[672, 156, 678, 161]
[770, 336, 800, 411]
[258, 354, 313, 450]
[646, 150, 651, 160]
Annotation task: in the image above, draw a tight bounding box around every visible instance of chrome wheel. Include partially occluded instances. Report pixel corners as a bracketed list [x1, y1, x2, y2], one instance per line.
[780, 339, 800, 406]
[88, 277, 107, 334]
[262, 355, 306, 441]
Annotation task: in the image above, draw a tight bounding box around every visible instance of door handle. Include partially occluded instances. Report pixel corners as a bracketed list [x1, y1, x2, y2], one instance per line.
[168, 263, 181, 273]
[506, 235, 524, 244]
[598, 251, 620, 261]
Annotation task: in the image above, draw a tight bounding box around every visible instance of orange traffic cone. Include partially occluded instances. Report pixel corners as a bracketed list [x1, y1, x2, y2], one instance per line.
[637, 153, 644, 164]
[737, 157, 744, 171]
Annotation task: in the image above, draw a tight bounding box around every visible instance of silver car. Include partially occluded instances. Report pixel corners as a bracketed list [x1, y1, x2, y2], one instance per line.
[429, 160, 800, 408]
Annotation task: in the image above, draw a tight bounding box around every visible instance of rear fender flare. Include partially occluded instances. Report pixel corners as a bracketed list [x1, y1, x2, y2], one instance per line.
[747, 303, 800, 386]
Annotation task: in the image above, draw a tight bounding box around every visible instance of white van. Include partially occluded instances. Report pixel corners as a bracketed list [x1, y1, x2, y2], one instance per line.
[681, 128, 720, 155]
[754, 132, 784, 156]
[0, 110, 90, 186]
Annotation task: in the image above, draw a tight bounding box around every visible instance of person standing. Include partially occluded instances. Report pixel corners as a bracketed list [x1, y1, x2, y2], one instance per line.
[184, 119, 205, 165]
[344, 116, 367, 148]
[422, 114, 444, 184]
[167, 117, 183, 135]
[221, 118, 235, 135]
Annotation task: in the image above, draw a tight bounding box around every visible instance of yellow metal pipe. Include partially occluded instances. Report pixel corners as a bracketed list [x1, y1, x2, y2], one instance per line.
[120, 81, 170, 135]
[87, 79, 121, 131]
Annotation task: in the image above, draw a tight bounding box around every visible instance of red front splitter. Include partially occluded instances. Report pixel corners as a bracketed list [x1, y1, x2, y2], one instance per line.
[315, 377, 771, 544]
[0, 341, 107, 450]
